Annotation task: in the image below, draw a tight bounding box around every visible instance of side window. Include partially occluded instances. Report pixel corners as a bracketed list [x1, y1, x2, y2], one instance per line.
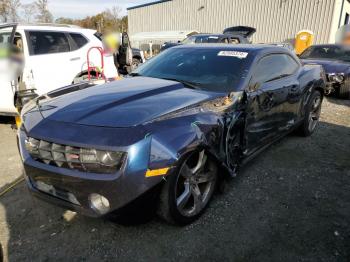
[0, 32, 11, 44]
[70, 33, 88, 50]
[221, 38, 229, 43]
[230, 37, 240, 44]
[253, 54, 299, 84]
[28, 31, 70, 55]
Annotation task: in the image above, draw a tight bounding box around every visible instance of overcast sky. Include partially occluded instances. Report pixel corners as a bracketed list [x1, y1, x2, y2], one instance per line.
[21, 0, 158, 18]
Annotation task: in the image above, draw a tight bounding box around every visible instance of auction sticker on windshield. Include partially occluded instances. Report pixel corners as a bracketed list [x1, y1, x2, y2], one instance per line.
[218, 51, 248, 59]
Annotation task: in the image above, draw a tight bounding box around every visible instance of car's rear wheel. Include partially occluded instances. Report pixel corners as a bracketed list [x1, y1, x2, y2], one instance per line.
[338, 80, 350, 99]
[158, 150, 218, 225]
[298, 90, 322, 137]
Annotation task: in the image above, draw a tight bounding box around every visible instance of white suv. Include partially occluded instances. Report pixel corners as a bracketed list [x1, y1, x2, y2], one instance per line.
[0, 23, 120, 116]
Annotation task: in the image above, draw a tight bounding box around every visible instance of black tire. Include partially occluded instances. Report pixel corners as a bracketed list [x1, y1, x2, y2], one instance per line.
[298, 90, 322, 137]
[126, 58, 142, 74]
[339, 80, 350, 99]
[73, 72, 98, 84]
[132, 58, 141, 69]
[158, 150, 218, 225]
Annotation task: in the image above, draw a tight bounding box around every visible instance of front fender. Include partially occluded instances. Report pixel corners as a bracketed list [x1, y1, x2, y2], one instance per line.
[147, 112, 225, 172]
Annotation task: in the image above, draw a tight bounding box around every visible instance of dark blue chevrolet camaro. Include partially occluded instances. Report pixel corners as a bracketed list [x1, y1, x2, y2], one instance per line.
[18, 45, 326, 225]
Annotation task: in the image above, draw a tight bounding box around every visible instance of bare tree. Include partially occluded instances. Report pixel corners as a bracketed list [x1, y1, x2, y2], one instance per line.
[35, 0, 53, 23]
[0, 0, 9, 22]
[8, 0, 21, 22]
[110, 6, 122, 25]
[104, 5, 122, 31]
[0, 0, 8, 22]
[22, 2, 37, 23]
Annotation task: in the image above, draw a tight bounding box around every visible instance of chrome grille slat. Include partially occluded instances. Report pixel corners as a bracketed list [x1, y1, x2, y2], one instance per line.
[24, 137, 123, 174]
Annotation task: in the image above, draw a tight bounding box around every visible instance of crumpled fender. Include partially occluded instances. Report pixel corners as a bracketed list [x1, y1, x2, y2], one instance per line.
[147, 112, 225, 172]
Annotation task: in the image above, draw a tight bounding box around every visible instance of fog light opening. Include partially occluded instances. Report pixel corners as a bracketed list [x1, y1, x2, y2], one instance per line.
[89, 193, 110, 215]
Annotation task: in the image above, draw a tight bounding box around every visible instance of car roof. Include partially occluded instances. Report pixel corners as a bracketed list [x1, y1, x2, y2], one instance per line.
[193, 34, 225, 37]
[308, 44, 344, 48]
[1, 23, 96, 33]
[173, 44, 291, 54]
[193, 33, 243, 38]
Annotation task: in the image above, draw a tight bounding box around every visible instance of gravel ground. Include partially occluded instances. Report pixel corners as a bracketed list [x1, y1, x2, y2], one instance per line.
[0, 97, 349, 262]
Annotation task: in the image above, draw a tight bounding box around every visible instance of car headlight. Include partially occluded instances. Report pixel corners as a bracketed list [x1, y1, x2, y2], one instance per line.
[328, 73, 345, 83]
[24, 137, 127, 174]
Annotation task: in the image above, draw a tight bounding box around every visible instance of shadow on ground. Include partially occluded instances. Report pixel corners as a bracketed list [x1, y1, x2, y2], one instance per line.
[0, 120, 349, 262]
[0, 117, 15, 126]
[326, 96, 350, 107]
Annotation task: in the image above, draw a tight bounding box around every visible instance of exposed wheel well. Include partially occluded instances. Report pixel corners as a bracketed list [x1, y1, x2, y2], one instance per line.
[133, 56, 142, 61]
[314, 87, 324, 98]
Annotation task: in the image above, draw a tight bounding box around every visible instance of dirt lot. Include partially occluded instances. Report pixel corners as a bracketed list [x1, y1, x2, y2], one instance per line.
[0, 97, 349, 262]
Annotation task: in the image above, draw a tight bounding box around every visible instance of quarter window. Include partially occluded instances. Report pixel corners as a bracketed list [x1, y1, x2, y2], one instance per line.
[70, 33, 88, 50]
[253, 54, 299, 83]
[230, 37, 240, 44]
[28, 31, 70, 55]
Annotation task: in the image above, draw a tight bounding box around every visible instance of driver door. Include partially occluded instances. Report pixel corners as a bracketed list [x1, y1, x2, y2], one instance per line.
[118, 32, 132, 68]
[244, 53, 300, 154]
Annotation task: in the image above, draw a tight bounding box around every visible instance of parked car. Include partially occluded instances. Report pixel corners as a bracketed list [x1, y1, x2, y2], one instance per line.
[131, 48, 145, 69]
[0, 23, 127, 116]
[300, 44, 350, 99]
[160, 26, 255, 51]
[269, 42, 295, 52]
[18, 45, 325, 225]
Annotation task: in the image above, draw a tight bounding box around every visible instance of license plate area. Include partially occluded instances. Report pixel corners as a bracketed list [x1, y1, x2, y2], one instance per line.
[33, 180, 81, 206]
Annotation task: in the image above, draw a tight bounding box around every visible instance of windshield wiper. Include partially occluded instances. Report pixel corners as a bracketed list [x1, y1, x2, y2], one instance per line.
[161, 78, 202, 89]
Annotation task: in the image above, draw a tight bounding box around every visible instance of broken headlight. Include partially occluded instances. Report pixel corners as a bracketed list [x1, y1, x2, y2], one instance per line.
[328, 73, 345, 83]
[24, 137, 126, 174]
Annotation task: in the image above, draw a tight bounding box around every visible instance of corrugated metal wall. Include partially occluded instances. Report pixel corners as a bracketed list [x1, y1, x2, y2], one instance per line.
[128, 0, 337, 44]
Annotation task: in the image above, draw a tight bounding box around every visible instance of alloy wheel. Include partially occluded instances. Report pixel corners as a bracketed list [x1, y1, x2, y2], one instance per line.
[175, 150, 217, 217]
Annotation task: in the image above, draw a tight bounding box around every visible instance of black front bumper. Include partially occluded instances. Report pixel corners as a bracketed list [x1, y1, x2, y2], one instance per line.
[23, 163, 129, 217]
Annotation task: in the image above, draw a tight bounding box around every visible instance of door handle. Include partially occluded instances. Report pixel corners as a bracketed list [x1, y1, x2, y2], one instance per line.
[70, 57, 81, 61]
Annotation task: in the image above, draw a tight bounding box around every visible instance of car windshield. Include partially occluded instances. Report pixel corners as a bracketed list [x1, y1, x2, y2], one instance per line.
[182, 35, 221, 44]
[132, 48, 252, 92]
[300, 46, 350, 62]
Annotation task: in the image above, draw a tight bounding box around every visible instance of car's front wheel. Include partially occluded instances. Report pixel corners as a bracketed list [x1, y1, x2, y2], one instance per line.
[158, 150, 218, 225]
[339, 80, 350, 99]
[298, 90, 322, 136]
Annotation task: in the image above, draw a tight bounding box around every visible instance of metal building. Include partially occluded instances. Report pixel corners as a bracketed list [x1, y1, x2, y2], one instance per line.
[128, 0, 350, 44]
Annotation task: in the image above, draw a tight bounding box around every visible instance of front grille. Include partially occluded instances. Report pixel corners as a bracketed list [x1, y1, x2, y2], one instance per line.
[24, 137, 126, 174]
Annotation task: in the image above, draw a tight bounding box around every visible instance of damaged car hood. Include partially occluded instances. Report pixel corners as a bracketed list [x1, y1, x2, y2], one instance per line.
[34, 77, 223, 128]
